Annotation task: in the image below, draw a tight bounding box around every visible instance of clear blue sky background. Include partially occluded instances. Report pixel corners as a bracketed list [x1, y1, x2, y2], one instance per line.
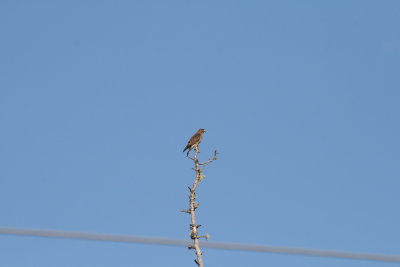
[1, 1, 399, 266]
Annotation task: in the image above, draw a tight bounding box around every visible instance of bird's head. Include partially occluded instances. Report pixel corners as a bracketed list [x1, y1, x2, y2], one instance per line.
[198, 128, 206, 134]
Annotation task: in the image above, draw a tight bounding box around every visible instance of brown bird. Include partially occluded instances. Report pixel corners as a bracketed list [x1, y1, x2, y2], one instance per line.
[183, 129, 206, 155]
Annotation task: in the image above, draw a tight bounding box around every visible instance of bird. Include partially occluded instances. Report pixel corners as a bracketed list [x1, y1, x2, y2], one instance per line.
[183, 129, 206, 156]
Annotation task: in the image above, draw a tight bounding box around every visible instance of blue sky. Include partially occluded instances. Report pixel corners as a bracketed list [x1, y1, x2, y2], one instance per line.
[1, 1, 399, 266]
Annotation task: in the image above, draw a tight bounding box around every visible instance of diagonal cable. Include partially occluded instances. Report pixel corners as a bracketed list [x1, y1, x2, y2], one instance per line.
[0, 226, 399, 263]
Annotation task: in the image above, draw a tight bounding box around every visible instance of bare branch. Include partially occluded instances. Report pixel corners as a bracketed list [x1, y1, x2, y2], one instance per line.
[186, 155, 196, 161]
[182, 146, 218, 267]
[180, 209, 190, 213]
[198, 150, 218, 166]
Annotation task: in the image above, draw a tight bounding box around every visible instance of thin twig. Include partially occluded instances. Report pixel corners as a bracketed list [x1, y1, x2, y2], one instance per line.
[198, 150, 218, 166]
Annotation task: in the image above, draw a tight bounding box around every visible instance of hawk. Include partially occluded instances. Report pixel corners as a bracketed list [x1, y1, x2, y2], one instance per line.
[183, 129, 206, 156]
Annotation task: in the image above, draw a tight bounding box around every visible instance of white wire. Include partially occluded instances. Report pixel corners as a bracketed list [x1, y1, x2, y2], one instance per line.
[0, 227, 399, 263]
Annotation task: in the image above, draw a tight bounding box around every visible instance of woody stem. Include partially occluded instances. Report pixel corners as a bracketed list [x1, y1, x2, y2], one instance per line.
[188, 149, 204, 267]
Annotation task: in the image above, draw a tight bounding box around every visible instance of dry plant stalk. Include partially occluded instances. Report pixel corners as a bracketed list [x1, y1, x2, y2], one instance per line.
[181, 147, 217, 267]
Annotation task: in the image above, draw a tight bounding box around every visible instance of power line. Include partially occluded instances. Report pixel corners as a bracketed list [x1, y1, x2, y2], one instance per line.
[1, 226, 399, 263]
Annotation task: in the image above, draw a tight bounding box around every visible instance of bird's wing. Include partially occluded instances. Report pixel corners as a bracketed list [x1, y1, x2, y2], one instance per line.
[188, 133, 202, 146]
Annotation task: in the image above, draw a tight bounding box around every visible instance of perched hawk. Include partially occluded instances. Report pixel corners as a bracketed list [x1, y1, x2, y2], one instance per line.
[183, 129, 206, 155]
